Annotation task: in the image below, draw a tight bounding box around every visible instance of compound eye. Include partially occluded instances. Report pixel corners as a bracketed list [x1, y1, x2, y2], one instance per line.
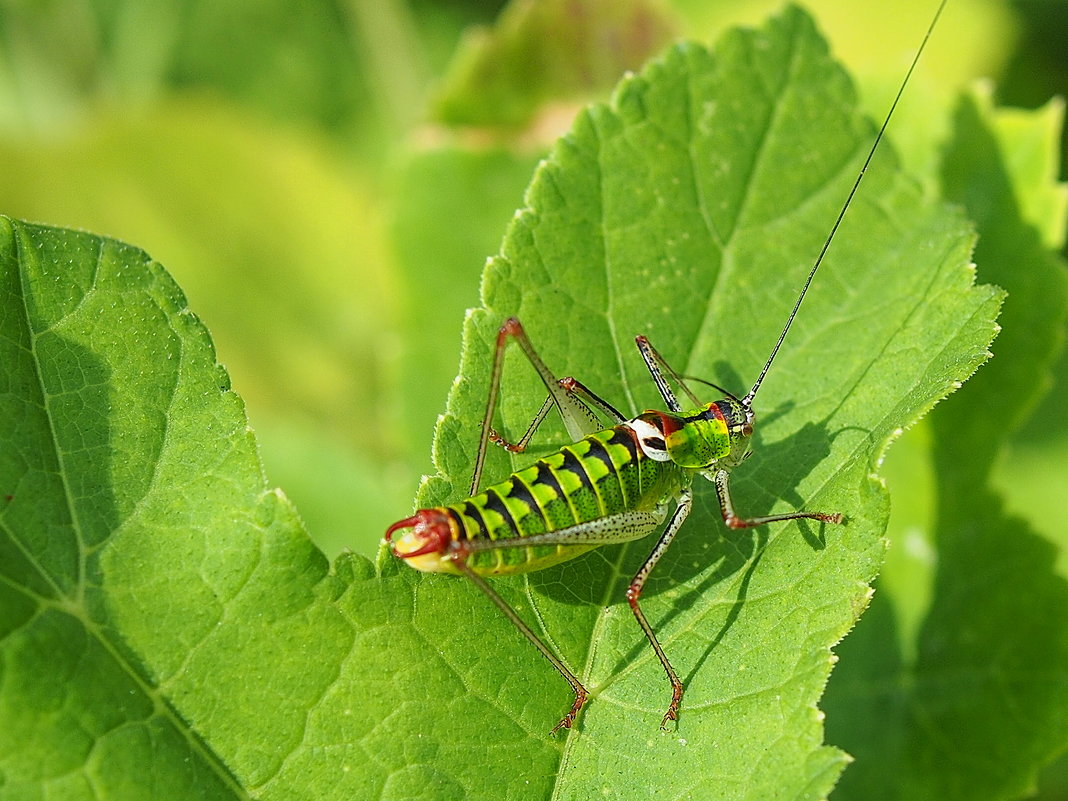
[740, 421, 753, 437]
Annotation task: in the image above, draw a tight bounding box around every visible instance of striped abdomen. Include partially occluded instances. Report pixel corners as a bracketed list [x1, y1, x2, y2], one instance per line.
[444, 425, 685, 575]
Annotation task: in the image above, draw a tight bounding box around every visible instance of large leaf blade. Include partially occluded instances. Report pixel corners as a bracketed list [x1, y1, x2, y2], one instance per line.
[393, 6, 1001, 798]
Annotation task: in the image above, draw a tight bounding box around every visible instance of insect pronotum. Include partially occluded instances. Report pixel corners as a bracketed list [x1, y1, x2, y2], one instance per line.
[386, 1, 947, 733]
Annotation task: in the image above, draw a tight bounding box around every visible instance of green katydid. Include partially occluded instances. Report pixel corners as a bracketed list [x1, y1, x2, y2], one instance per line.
[386, 1, 947, 734]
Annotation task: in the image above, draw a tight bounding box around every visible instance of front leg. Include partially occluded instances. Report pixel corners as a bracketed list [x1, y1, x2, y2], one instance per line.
[712, 468, 843, 528]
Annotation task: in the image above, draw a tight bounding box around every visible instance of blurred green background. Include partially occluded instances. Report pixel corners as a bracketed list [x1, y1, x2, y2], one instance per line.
[0, 0, 1063, 564]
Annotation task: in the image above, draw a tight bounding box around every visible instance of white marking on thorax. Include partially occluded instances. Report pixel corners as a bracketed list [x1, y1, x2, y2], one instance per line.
[626, 418, 670, 461]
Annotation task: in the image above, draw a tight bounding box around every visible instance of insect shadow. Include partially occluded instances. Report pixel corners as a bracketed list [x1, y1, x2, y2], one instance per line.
[512, 406, 839, 720]
[626, 417, 835, 653]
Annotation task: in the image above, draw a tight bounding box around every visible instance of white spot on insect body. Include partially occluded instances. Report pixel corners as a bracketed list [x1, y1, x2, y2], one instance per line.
[627, 418, 670, 461]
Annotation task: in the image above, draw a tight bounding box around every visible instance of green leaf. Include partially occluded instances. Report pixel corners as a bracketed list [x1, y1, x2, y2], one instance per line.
[397, 6, 999, 797]
[0, 219, 356, 798]
[1, 7, 1005, 800]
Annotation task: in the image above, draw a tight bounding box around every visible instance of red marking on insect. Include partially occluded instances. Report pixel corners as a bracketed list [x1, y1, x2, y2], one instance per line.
[646, 410, 684, 436]
[385, 509, 454, 559]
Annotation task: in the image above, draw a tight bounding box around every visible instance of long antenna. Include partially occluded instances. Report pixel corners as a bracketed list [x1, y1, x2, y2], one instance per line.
[743, 0, 947, 407]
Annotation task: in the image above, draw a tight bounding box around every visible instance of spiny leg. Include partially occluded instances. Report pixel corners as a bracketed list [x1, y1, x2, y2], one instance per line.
[472, 318, 604, 494]
[489, 376, 625, 454]
[489, 394, 555, 453]
[712, 468, 843, 528]
[626, 488, 694, 729]
[634, 335, 701, 412]
[452, 510, 665, 733]
[558, 376, 627, 423]
[496, 318, 604, 440]
[625, 474, 837, 730]
[454, 557, 587, 734]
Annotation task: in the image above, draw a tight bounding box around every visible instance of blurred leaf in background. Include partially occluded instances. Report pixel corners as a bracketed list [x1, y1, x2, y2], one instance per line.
[432, 0, 677, 125]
